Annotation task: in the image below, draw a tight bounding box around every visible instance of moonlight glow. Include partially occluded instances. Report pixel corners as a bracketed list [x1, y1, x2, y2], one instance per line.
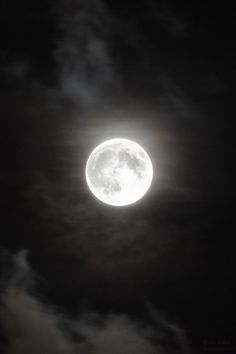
[85, 138, 153, 206]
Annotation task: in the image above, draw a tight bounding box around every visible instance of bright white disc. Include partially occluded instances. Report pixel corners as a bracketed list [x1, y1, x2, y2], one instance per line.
[85, 138, 153, 206]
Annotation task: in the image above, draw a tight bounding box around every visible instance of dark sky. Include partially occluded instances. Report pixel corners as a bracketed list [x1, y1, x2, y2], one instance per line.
[0, 1, 235, 353]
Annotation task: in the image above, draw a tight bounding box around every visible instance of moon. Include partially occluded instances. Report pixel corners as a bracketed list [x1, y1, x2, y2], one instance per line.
[85, 138, 153, 206]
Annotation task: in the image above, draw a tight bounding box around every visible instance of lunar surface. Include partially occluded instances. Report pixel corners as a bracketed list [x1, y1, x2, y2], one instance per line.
[85, 138, 153, 206]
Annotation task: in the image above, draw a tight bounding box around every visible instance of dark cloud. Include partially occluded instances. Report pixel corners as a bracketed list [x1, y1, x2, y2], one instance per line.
[0, 252, 190, 354]
[148, 1, 188, 37]
[53, 0, 121, 109]
[3, 61, 30, 83]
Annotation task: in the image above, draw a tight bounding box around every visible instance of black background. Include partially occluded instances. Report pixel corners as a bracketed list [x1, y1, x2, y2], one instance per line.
[0, 1, 235, 353]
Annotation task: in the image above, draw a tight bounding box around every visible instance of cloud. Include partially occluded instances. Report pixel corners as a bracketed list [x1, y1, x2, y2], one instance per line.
[0, 251, 191, 354]
[54, 0, 120, 108]
[77, 315, 157, 354]
[0, 251, 74, 354]
[153, 7, 188, 37]
[3, 61, 30, 83]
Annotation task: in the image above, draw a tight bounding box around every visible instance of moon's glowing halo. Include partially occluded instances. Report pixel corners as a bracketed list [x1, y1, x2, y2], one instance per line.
[85, 138, 153, 206]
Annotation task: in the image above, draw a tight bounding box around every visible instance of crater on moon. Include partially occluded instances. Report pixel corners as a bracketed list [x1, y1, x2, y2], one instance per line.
[85, 139, 153, 206]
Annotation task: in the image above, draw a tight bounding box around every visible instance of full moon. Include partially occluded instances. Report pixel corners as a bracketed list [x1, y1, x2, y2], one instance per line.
[85, 138, 153, 206]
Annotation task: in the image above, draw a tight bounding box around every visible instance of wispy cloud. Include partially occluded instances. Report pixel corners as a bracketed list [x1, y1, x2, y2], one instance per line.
[54, 0, 120, 109]
[0, 251, 191, 354]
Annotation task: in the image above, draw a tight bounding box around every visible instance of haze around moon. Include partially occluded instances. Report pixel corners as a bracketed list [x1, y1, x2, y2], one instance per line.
[85, 138, 153, 206]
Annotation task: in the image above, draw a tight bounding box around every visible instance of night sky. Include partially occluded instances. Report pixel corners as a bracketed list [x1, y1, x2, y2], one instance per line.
[0, 1, 235, 353]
